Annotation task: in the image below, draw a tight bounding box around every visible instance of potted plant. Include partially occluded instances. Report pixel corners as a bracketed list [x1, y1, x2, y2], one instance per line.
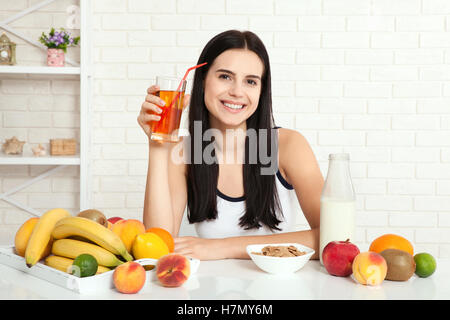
[39, 28, 80, 67]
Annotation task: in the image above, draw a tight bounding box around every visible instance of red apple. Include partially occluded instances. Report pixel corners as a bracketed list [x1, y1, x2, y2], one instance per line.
[322, 239, 360, 277]
[107, 217, 123, 224]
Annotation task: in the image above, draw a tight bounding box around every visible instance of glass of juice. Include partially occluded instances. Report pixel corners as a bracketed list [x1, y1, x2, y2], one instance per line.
[149, 76, 187, 142]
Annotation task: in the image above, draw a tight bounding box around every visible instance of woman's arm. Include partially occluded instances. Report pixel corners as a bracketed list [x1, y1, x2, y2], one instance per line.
[139, 86, 189, 235]
[174, 229, 319, 260]
[174, 129, 324, 260]
[278, 128, 324, 259]
[143, 140, 186, 235]
[224, 229, 319, 259]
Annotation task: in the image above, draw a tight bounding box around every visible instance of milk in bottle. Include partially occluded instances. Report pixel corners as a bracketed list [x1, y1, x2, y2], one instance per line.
[319, 153, 356, 265]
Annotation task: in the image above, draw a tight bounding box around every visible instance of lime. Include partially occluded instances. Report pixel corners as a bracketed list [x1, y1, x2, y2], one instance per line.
[71, 254, 98, 277]
[414, 253, 436, 278]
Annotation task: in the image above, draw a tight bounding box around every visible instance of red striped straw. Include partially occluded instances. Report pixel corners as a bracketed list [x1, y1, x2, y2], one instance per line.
[177, 62, 208, 93]
[166, 62, 207, 108]
[155, 62, 208, 132]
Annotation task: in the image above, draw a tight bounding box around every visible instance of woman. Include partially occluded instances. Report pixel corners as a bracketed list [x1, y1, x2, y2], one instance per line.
[137, 30, 324, 260]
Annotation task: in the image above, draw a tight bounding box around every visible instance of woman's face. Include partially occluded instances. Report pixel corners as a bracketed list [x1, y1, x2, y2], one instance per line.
[203, 48, 264, 130]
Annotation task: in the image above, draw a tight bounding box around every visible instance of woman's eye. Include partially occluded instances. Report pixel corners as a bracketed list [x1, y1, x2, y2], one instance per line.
[247, 79, 257, 86]
[219, 74, 231, 80]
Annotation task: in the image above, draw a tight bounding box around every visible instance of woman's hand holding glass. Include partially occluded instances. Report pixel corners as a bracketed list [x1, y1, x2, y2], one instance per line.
[137, 84, 190, 140]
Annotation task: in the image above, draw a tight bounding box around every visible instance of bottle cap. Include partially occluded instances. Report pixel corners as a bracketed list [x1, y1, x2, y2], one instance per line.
[329, 153, 350, 160]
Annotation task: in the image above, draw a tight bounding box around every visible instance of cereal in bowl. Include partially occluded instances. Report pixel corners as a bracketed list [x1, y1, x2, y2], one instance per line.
[253, 245, 306, 257]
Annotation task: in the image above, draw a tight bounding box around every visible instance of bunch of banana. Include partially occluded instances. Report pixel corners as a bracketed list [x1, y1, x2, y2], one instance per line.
[51, 238, 124, 267]
[44, 255, 111, 275]
[51, 216, 134, 262]
[25, 208, 71, 268]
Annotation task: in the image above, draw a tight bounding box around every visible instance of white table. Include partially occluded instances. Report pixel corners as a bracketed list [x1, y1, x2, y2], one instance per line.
[0, 251, 448, 300]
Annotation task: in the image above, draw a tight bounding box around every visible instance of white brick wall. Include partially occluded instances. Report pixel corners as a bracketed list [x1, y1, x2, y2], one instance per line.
[1, 0, 450, 257]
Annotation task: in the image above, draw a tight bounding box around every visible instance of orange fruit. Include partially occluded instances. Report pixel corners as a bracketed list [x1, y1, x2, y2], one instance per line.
[146, 227, 174, 252]
[132, 232, 169, 260]
[15, 217, 39, 257]
[369, 234, 414, 256]
[14, 217, 53, 259]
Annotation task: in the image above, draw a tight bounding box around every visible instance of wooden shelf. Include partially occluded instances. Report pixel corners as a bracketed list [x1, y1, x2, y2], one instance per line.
[0, 65, 80, 75]
[0, 155, 80, 165]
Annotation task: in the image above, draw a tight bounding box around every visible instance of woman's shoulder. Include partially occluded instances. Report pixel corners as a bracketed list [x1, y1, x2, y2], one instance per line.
[277, 128, 314, 180]
[277, 127, 310, 150]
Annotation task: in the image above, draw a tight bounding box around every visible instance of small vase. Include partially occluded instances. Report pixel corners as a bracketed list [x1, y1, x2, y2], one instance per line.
[47, 48, 65, 67]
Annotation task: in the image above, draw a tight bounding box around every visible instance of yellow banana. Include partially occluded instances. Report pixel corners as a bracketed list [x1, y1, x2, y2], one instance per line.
[44, 255, 110, 274]
[25, 208, 71, 268]
[51, 216, 133, 262]
[52, 238, 124, 267]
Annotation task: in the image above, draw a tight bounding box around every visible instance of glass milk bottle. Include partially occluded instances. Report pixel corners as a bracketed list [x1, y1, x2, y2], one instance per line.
[319, 153, 356, 265]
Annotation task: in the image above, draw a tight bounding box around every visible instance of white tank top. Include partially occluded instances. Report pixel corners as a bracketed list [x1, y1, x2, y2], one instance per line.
[195, 170, 300, 238]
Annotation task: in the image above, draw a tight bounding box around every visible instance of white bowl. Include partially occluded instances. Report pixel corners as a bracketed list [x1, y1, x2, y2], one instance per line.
[246, 243, 315, 274]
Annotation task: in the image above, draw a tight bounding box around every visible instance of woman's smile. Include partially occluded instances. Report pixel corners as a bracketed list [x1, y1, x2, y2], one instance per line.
[221, 100, 247, 113]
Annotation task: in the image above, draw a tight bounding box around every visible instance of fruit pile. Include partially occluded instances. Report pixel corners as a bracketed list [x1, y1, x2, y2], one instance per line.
[322, 234, 436, 286]
[13, 208, 191, 294]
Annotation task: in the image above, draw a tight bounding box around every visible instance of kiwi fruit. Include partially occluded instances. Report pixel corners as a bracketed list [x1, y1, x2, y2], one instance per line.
[77, 209, 108, 227]
[380, 249, 416, 281]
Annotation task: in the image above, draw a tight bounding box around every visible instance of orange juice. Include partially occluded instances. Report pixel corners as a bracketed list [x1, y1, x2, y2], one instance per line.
[149, 90, 185, 142]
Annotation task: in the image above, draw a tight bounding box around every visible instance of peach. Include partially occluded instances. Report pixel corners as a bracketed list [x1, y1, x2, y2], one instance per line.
[113, 261, 146, 294]
[156, 253, 190, 287]
[15, 217, 52, 259]
[112, 219, 146, 253]
[352, 251, 387, 286]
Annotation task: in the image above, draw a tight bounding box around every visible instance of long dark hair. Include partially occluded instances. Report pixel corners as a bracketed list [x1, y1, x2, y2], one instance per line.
[186, 30, 282, 231]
